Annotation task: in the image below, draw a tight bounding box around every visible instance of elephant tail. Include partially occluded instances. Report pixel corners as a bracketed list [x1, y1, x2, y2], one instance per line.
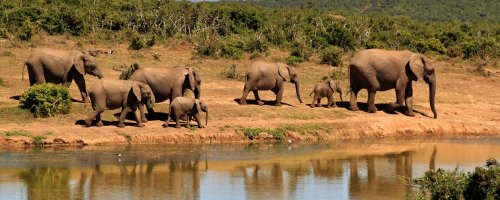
[309, 90, 314, 97]
[22, 62, 26, 80]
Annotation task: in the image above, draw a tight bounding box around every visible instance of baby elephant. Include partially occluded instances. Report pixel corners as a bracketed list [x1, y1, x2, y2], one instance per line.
[164, 97, 208, 128]
[309, 81, 343, 108]
[85, 79, 155, 128]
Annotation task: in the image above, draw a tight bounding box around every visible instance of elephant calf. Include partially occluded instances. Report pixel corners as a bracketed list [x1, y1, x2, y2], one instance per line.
[85, 79, 155, 128]
[309, 81, 343, 108]
[163, 97, 208, 128]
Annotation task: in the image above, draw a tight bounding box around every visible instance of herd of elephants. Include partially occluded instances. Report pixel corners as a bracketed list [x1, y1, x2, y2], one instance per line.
[23, 48, 437, 128]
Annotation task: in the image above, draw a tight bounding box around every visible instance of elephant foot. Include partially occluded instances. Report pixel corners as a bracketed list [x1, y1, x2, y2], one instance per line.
[405, 110, 415, 117]
[117, 123, 125, 128]
[310, 105, 315, 108]
[84, 119, 92, 127]
[96, 121, 103, 127]
[175, 124, 181, 128]
[349, 105, 359, 111]
[141, 119, 148, 123]
[257, 100, 264, 106]
[135, 124, 145, 127]
[274, 102, 282, 106]
[368, 105, 377, 113]
[199, 125, 205, 128]
[238, 100, 247, 105]
[162, 123, 169, 128]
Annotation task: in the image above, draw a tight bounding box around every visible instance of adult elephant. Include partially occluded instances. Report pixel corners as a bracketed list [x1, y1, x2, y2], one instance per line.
[24, 48, 104, 102]
[348, 49, 437, 118]
[239, 61, 303, 106]
[128, 67, 201, 122]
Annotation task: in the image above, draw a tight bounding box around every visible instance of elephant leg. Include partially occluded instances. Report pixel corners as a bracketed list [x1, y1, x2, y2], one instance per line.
[27, 66, 45, 85]
[367, 89, 377, 113]
[388, 87, 406, 112]
[328, 95, 335, 108]
[74, 75, 88, 102]
[96, 113, 103, 127]
[404, 83, 415, 117]
[253, 90, 264, 105]
[133, 108, 145, 127]
[185, 114, 191, 128]
[118, 107, 131, 128]
[194, 113, 204, 128]
[139, 104, 148, 123]
[163, 113, 172, 128]
[349, 89, 360, 111]
[316, 98, 321, 107]
[310, 95, 317, 108]
[85, 111, 101, 127]
[239, 87, 251, 105]
[273, 87, 284, 106]
[174, 114, 181, 128]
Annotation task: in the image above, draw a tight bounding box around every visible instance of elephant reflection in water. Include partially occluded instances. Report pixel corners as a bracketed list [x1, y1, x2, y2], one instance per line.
[19, 168, 73, 200]
[240, 164, 286, 199]
[85, 156, 202, 200]
[348, 151, 413, 199]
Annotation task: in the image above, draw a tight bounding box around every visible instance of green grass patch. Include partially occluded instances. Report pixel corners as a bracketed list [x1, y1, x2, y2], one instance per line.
[32, 135, 46, 146]
[2, 130, 32, 137]
[241, 127, 266, 140]
[277, 124, 332, 135]
[0, 77, 5, 87]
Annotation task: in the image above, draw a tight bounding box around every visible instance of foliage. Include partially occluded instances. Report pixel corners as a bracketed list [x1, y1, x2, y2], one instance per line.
[2, 130, 32, 137]
[221, 64, 244, 80]
[242, 127, 265, 140]
[322, 69, 345, 81]
[320, 46, 344, 67]
[0, 77, 5, 87]
[115, 63, 140, 80]
[0, 0, 498, 61]
[19, 83, 71, 118]
[32, 135, 46, 146]
[409, 158, 500, 200]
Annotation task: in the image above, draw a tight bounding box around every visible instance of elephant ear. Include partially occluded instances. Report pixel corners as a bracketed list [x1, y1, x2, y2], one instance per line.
[277, 64, 290, 82]
[184, 68, 196, 91]
[328, 81, 336, 91]
[131, 82, 142, 102]
[409, 54, 425, 81]
[73, 54, 86, 76]
[195, 99, 202, 112]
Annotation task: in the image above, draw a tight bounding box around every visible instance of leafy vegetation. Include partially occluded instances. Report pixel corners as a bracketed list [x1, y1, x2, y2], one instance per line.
[2, 130, 32, 137]
[221, 64, 244, 80]
[0, 77, 5, 87]
[0, 0, 497, 64]
[408, 158, 500, 200]
[19, 83, 71, 118]
[114, 63, 140, 80]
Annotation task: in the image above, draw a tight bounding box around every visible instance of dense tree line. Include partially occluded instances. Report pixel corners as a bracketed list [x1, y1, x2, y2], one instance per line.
[0, 0, 499, 65]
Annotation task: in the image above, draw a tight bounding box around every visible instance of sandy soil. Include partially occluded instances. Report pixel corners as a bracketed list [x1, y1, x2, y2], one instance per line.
[0, 36, 499, 147]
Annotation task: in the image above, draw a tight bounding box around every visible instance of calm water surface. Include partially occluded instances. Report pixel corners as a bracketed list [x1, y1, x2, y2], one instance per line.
[0, 136, 499, 200]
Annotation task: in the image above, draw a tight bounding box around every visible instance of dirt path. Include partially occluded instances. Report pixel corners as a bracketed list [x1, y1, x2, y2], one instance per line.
[0, 38, 499, 147]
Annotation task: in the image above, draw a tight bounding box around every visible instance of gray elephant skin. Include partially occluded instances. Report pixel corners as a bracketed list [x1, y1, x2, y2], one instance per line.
[349, 49, 437, 118]
[85, 78, 155, 128]
[129, 67, 201, 121]
[309, 81, 343, 108]
[239, 61, 303, 106]
[164, 97, 208, 128]
[24, 48, 104, 102]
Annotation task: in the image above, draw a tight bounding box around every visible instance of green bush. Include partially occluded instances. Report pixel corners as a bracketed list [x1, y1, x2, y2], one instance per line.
[129, 35, 145, 50]
[221, 64, 244, 80]
[322, 70, 345, 81]
[0, 28, 8, 38]
[17, 20, 37, 41]
[19, 83, 71, 118]
[220, 39, 245, 59]
[409, 158, 500, 200]
[320, 46, 344, 67]
[116, 63, 140, 80]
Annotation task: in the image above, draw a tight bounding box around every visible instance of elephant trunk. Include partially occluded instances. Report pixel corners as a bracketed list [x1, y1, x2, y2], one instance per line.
[428, 73, 437, 119]
[294, 80, 303, 103]
[205, 110, 208, 126]
[194, 85, 201, 99]
[94, 68, 104, 79]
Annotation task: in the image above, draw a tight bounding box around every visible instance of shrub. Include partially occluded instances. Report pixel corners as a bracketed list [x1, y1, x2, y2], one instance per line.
[116, 63, 140, 80]
[19, 83, 71, 118]
[221, 64, 244, 80]
[288, 41, 311, 64]
[242, 128, 265, 140]
[320, 46, 344, 67]
[0, 28, 8, 38]
[129, 35, 145, 50]
[409, 158, 500, 200]
[17, 20, 37, 41]
[0, 77, 5, 87]
[322, 69, 345, 81]
[220, 40, 245, 59]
